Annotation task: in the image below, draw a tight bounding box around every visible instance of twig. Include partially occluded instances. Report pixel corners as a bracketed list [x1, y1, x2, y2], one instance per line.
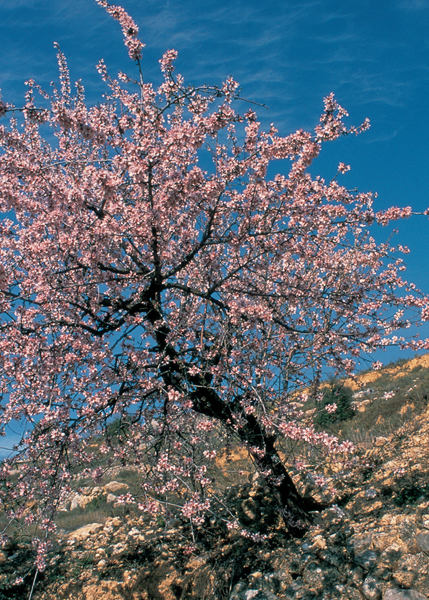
[27, 568, 39, 600]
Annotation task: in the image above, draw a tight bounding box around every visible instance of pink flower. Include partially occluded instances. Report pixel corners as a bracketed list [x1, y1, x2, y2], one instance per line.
[159, 50, 178, 73]
[96, 0, 145, 60]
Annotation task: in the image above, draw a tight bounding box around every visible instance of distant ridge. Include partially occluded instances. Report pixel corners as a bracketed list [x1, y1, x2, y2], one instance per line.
[346, 352, 429, 390]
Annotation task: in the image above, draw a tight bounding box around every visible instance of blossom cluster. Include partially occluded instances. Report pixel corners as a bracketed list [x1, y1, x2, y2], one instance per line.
[181, 495, 211, 525]
[96, 0, 144, 60]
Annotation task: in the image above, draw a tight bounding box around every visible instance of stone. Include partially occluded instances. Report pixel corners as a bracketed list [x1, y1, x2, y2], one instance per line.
[67, 522, 104, 542]
[241, 497, 260, 523]
[69, 494, 90, 511]
[355, 549, 379, 570]
[231, 584, 279, 600]
[108, 542, 128, 557]
[392, 552, 429, 593]
[103, 480, 130, 493]
[105, 517, 122, 529]
[244, 591, 279, 600]
[362, 501, 384, 515]
[398, 518, 418, 547]
[302, 561, 328, 591]
[378, 543, 405, 569]
[416, 531, 429, 555]
[311, 534, 327, 550]
[363, 575, 383, 599]
[372, 533, 400, 553]
[81, 579, 126, 600]
[383, 589, 428, 600]
[334, 586, 363, 600]
[284, 581, 304, 598]
[350, 533, 374, 553]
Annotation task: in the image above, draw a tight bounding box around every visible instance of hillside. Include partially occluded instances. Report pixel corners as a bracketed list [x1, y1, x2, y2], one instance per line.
[2, 354, 429, 600]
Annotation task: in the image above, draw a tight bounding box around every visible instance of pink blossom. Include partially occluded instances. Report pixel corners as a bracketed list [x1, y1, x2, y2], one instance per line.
[338, 162, 350, 174]
[376, 206, 412, 226]
[96, 0, 145, 61]
[159, 50, 178, 73]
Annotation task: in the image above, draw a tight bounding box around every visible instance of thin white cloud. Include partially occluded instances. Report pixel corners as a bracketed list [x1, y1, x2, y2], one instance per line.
[364, 130, 398, 143]
[397, 0, 429, 9]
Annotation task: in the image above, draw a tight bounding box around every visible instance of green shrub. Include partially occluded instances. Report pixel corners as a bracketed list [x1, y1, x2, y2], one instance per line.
[315, 383, 355, 426]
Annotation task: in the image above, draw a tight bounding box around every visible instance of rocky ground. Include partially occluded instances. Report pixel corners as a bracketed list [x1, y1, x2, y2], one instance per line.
[2, 398, 429, 600]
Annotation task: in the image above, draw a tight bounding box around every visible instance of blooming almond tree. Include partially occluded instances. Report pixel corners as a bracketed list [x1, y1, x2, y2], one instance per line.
[0, 0, 428, 558]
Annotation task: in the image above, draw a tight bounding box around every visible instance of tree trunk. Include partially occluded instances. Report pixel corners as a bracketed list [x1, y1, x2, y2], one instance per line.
[190, 387, 327, 536]
[145, 295, 325, 535]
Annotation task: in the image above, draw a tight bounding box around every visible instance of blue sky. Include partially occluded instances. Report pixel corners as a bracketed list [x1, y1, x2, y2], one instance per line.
[0, 0, 429, 454]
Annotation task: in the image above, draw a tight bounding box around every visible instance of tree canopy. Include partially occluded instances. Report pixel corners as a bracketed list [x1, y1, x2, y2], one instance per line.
[0, 0, 428, 569]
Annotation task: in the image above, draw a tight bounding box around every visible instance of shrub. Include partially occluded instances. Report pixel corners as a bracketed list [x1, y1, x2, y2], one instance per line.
[315, 383, 355, 426]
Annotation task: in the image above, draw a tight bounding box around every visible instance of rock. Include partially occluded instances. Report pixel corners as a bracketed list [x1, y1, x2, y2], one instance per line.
[311, 534, 327, 550]
[104, 517, 122, 531]
[350, 533, 374, 553]
[372, 533, 401, 553]
[103, 481, 129, 494]
[383, 589, 428, 600]
[302, 561, 327, 592]
[398, 518, 418, 549]
[378, 543, 405, 569]
[355, 549, 379, 570]
[363, 575, 383, 599]
[240, 497, 260, 524]
[81, 579, 126, 600]
[12, 382, 429, 600]
[67, 522, 104, 543]
[108, 542, 128, 557]
[284, 581, 304, 598]
[361, 501, 384, 515]
[233, 591, 279, 600]
[416, 531, 429, 555]
[375, 437, 390, 447]
[68, 487, 103, 511]
[392, 553, 429, 593]
[333, 585, 364, 600]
